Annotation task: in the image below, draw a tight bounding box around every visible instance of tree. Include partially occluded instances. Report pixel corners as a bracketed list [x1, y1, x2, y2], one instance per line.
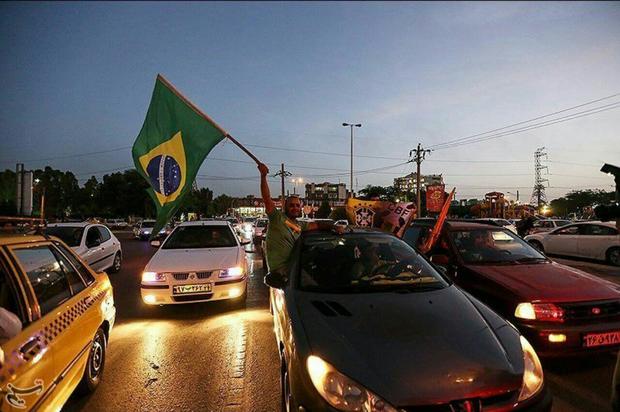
[34, 167, 80, 219]
[549, 189, 614, 217]
[208, 194, 233, 216]
[358, 185, 399, 201]
[0, 169, 16, 215]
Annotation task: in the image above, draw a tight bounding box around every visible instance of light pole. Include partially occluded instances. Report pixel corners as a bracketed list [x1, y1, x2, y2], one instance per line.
[291, 178, 304, 195]
[342, 123, 361, 198]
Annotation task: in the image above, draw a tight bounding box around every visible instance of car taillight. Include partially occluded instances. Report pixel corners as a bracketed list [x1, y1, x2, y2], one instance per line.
[533, 303, 564, 322]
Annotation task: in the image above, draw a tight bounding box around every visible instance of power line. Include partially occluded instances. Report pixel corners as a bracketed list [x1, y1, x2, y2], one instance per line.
[1, 146, 133, 164]
[428, 93, 620, 149]
[431, 102, 620, 151]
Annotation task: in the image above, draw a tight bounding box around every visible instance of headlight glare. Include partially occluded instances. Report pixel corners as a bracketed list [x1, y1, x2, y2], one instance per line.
[142, 271, 166, 282]
[514, 303, 536, 320]
[220, 266, 244, 277]
[518, 336, 544, 402]
[306, 355, 397, 412]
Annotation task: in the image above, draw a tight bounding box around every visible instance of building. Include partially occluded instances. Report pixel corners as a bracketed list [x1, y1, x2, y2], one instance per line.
[393, 173, 443, 193]
[305, 182, 348, 203]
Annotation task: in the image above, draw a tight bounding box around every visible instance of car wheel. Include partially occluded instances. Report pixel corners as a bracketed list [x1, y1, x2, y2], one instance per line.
[528, 240, 544, 253]
[281, 357, 293, 412]
[109, 252, 122, 274]
[77, 327, 106, 394]
[608, 247, 620, 267]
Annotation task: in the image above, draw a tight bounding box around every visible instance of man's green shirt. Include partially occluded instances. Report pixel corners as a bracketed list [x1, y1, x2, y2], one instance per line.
[265, 209, 308, 272]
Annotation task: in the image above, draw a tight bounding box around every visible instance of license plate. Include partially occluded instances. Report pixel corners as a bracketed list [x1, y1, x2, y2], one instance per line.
[583, 331, 620, 348]
[173, 284, 212, 295]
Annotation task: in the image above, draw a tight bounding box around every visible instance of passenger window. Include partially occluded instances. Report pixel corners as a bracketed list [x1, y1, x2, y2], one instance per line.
[13, 246, 72, 316]
[97, 226, 111, 242]
[86, 227, 102, 248]
[53, 242, 95, 285]
[51, 247, 86, 294]
[0, 266, 26, 325]
[583, 225, 618, 236]
[557, 226, 579, 235]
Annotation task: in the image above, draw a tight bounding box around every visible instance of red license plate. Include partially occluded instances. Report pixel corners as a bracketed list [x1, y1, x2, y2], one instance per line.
[583, 331, 620, 348]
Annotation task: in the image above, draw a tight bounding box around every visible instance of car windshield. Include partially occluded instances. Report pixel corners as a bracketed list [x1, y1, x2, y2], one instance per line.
[162, 225, 237, 249]
[256, 219, 268, 228]
[46, 226, 84, 247]
[142, 221, 155, 228]
[451, 229, 546, 264]
[298, 233, 449, 293]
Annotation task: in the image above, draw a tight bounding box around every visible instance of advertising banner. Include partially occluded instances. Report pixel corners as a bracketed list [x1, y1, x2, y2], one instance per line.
[346, 198, 416, 238]
[426, 184, 446, 213]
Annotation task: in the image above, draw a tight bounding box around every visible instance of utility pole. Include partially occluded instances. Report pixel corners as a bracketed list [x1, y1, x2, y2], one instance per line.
[273, 163, 291, 208]
[410, 143, 432, 217]
[342, 123, 362, 197]
[530, 147, 549, 211]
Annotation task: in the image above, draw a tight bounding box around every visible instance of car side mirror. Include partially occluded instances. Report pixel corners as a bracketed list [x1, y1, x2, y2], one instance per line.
[430, 254, 450, 266]
[150, 240, 161, 248]
[264, 272, 287, 289]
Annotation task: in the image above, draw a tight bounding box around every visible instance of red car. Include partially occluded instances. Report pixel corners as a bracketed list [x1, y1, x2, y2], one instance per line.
[404, 220, 620, 356]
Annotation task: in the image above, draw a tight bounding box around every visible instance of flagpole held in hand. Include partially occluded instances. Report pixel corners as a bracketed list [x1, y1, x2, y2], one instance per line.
[156, 73, 261, 165]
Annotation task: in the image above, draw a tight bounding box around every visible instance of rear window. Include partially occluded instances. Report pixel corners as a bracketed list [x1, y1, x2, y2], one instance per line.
[46, 226, 84, 247]
[298, 233, 448, 293]
[141, 221, 155, 228]
[162, 225, 237, 249]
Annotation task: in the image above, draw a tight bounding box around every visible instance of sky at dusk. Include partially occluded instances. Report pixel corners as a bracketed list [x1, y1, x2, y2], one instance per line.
[1, 1, 619, 201]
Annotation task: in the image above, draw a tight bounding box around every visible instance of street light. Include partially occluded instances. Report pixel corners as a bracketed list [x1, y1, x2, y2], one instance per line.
[342, 122, 361, 198]
[291, 177, 304, 195]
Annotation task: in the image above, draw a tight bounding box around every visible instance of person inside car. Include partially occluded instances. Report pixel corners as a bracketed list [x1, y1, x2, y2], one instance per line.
[351, 240, 385, 279]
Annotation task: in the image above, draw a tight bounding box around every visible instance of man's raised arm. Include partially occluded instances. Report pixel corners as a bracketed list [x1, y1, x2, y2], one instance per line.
[258, 163, 275, 215]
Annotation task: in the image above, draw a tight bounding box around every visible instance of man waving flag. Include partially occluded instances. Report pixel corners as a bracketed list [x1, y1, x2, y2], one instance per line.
[133, 74, 255, 237]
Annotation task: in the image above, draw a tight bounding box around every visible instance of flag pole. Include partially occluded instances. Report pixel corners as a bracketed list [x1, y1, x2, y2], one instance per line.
[156, 74, 261, 165]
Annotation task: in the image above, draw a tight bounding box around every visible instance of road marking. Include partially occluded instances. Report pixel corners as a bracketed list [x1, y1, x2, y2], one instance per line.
[223, 320, 249, 410]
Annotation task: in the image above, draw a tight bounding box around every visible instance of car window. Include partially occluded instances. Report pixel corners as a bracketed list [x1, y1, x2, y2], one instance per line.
[97, 226, 112, 242]
[451, 229, 546, 264]
[0, 265, 27, 324]
[53, 242, 95, 285]
[45, 226, 85, 247]
[299, 233, 448, 292]
[555, 220, 570, 227]
[556, 225, 579, 235]
[51, 246, 86, 294]
[141, 221, 155, 228]
[86, 227, 102, 247]
[162, 225, 238, 249]
[582, 225, 618, 236]
[256, 219, 268, 228]
[13, 246, 73, 316]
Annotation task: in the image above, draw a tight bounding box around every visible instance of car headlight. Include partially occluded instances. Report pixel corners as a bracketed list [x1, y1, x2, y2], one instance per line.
[142, 271, 167, 282]
[306, 355, 397, 412]
[220, 266, 244, 277]
[517, 336, 544, 402]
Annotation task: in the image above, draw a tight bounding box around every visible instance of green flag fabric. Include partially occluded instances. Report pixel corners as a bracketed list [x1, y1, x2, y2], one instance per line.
[132, 75, 226, 237]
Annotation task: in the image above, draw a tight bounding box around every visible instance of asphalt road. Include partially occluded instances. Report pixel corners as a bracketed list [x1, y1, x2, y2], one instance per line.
[63, 233, 620, 412]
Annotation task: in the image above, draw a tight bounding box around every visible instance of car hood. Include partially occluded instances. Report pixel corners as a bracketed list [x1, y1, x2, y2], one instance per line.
[146, 247, 240, 272]
[294, 286, 523, 406]
[464, 261, 620, 302]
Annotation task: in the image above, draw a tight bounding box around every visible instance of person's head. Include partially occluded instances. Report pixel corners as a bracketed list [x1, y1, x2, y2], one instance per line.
[284, 196, 302, 219]
[473, 231, 493, 248]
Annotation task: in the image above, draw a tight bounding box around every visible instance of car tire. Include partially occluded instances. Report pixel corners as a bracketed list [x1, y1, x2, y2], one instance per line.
[528, 240, 544, 253]
[77, 327, 106, 394]
[109, 252, 122, 274]
[281, 357, 293, 412]
[607, 247, 620, 267]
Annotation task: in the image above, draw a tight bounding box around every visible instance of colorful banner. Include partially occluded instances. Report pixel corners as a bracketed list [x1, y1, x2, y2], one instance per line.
[426, 184, 446, 213]
[346, 198, 416, 238]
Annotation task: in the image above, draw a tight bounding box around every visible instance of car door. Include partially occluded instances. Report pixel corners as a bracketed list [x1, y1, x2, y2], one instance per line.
[578, 224, 619, 260]
[544, 224, 580, 256]
[0, 250, 59, 412]
[82, 226, 104, 272]
[95, 226, 116, 272]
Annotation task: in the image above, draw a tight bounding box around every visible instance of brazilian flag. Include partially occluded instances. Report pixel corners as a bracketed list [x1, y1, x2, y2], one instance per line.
[132, 75, 226, 237]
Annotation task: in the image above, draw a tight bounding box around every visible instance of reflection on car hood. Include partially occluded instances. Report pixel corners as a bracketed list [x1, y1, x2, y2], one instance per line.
[465, 261, 620, 302]
[294, 286, 523, 406]
[146, 247, 240, 272]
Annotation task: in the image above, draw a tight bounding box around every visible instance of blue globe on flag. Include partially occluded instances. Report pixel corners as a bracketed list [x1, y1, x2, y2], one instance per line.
[146, 155, 182, 196]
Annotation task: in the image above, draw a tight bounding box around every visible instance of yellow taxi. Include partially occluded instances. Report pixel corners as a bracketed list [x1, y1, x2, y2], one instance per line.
[0, 234, 116, 411]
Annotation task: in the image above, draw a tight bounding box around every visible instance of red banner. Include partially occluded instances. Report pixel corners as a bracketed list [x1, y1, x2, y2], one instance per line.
[426, 184, 446, 213]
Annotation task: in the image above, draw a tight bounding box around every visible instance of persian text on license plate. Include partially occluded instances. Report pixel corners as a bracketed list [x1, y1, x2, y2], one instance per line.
[583, 331, 620, 348]
[173, 284, 212, 295]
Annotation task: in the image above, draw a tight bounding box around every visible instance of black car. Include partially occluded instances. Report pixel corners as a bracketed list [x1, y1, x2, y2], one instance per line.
[265, 228, 551, 411]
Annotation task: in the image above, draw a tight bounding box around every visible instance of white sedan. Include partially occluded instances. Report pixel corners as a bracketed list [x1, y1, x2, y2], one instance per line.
[525, 221, 620, 266]
[46, 222, 123, 273]
[141, 221, 250, 305]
